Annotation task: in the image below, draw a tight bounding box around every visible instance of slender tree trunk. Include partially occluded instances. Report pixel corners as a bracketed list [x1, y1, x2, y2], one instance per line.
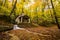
[10, 0, 17, 16]
[50, 0, 60, 29]
[10, 0, 17, 23]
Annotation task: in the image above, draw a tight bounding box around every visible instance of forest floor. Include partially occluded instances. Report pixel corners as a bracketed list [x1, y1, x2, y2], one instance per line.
[0, 20, 60, 40]
[0, 25, 60, 40]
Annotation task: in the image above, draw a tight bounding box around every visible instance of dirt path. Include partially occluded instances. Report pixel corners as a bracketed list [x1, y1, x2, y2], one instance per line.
[0, 21, 60, 40]
[7, 25, 60, 40]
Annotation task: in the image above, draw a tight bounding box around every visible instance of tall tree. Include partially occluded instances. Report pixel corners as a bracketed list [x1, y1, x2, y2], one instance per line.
[50, 0, 60, 29]
[10, 0, 17, 23]
[10, 0, 17, 16]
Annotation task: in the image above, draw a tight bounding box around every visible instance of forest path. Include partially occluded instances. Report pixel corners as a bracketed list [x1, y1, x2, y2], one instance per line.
[0, 19, 60, 40]
[8, 25, 60, 40]
[0, 24, 60, 40]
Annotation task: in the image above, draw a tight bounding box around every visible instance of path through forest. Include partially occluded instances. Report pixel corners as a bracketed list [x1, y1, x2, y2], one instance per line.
[5, 25, 60, 40]
[0, 20, 60, 40]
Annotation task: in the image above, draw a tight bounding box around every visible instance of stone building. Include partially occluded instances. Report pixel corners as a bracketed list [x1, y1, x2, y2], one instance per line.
[15, 14, 30, 24]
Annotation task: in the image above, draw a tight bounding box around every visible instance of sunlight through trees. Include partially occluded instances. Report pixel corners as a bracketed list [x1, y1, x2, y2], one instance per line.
[0, 0, 60, 27]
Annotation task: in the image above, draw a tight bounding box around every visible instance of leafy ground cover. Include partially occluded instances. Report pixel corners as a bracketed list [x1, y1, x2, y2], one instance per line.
[0, 24, 60, 40]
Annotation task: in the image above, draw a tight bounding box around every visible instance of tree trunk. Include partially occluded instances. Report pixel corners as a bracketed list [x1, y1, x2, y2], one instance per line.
[50, 0, 60, 29]
[10, 0, 17, 16]
[10, 0, 17, 23]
